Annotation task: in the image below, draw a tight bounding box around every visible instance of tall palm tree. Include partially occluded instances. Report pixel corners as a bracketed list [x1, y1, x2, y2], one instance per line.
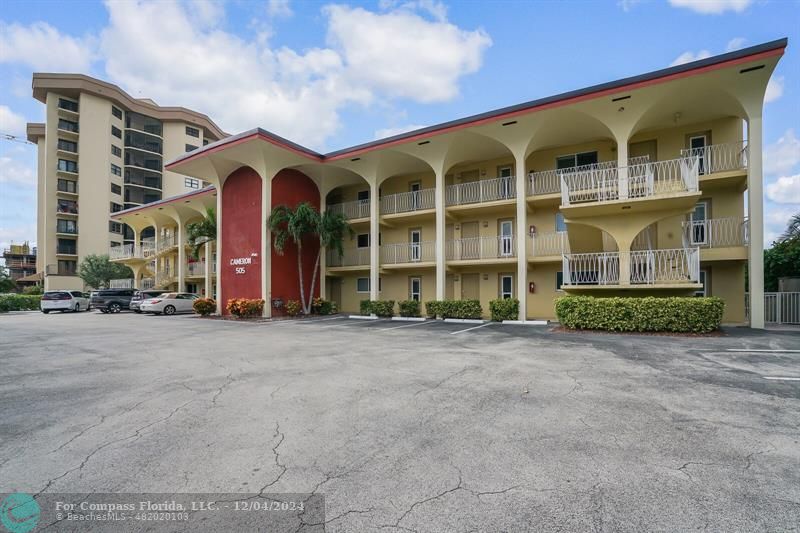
[780, 212, 800, 242]
[269, 202, 319, 314]
[307, 209, 354, 311]
[186, 207, 216, 259]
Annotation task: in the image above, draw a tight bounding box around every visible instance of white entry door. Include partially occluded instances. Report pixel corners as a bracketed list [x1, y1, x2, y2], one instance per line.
[500, 220, 513, 256]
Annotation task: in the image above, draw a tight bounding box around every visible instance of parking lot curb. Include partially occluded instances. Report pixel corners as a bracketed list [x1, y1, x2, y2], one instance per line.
[349, 314, 379, 320]
[444, 318, 485, 324]
[391, 317, 426, 322]
[502, 320, 549, 326]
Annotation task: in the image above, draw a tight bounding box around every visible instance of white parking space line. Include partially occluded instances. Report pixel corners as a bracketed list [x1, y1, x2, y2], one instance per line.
[727, 349, 800, 353]
[378, 321, 434, 331]
[762, 376, 800, 381]
[450, 322, 493, 335]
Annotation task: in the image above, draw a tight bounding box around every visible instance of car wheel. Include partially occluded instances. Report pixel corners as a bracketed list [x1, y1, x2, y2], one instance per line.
[133, 310, 142, 314]
[164, 305, 176, 316]
[74, 303, 80, 312]
[100, 309, 109, 314]
[109, 302, 122, 313]
[42, 310, 50, 314]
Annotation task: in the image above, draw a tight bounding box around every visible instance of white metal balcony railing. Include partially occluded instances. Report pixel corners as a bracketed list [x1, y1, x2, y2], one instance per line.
[156, 269, 175, 285]
[380, 188, 435, 215]
[682, 217, 749, 248]
[142, 237, 156, 258]
[562, 248, 700, 286]
[327, 248, 370, 268]
[186, 262, 204, 276]
[560, 157, 700, 206]
[446, 176, 516, 206]
[527, 156, 651, 196]
[328, 200, 370, 220]
[157, 233, 178, 252]
[680, 142, 748, 175]
[381, 241, 436, 264]
[446, 235, 517, 261]
[109, 278, 134, 288]
[109, 244, 134, 261]
[141, 277, 155, 290]
[529, 231, 569, 256]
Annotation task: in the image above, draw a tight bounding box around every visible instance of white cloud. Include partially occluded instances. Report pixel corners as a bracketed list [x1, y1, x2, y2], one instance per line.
[0, 222, 37, 254]
[0, 106, 27, 137]
[668, 0, 752, 14]
[0, 21, 95, 71]
[725, 37, 747, 51]
[766, 175, 800, 205]
[379, 0, 448, 22]
[670, 50, 712, 67]
[0, 152, 35, 186]
[374, 124, 428, 139]
[267, 0, 293, 18]
[764, 129, 800, 177]
[617, 0, 641, 12]
[764, 205, 799, 245]
[764, 75, 784, 104]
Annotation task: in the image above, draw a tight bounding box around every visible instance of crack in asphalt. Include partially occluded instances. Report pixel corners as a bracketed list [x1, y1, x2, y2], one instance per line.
[413, 365, 474, 397]
[257, 422, 287, 494]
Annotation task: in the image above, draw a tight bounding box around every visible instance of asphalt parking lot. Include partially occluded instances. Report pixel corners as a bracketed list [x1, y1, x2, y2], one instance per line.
[1, 311, 799, 532]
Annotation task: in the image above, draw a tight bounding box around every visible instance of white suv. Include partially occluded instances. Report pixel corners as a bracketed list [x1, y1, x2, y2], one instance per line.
[40, 291, 91, 313]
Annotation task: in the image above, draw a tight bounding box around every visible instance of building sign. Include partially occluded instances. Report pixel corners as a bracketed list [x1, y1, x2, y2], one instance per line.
[230, 254, 257, 275]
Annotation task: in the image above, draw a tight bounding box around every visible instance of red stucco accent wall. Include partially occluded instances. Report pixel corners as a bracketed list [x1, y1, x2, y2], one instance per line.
[271, 169, 320, 316]
[220, 166, 262, 314]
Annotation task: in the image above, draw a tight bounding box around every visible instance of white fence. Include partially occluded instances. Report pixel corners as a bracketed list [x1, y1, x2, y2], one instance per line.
[682, 217, 749, 248]
[381, 241, 436, 264]
[327, 247, 370, 267]
[157, 233, 178, 252]
[380, 188, 435, 215]
[109, 278, 134, 288]
[529, 231, 569, 256]
[109, 244, 135, 260]
[747, 292, 800, 325]
[328, 200, 370, 220]
[528, 157, 649, 197]
[562, 247, 699, 286]
[680, 142, 748, 175]
[446, 176, 516, 206]
[141, 277, 155, 290]
[446, 236, 516, 261]
[562, 251, 620, 285]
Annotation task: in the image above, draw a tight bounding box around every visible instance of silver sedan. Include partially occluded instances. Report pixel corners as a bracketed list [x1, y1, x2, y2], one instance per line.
[140, 292, 198, 315]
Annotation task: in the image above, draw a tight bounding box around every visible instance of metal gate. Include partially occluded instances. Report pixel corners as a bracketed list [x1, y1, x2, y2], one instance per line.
[747, 292, 800, 324]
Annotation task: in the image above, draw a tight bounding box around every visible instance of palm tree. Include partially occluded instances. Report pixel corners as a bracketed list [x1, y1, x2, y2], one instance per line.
[186, 207, 216, 259]
[780, 213, 800, 242]
[268, 203, 353, 315]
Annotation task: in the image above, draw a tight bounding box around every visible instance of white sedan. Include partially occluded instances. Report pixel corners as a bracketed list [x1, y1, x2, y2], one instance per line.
[140, 292, 198, 315]
[41, 290, 91, 313]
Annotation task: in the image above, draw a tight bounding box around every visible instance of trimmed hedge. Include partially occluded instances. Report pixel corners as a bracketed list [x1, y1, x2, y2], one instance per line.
[398, 300, 421, 317]
[226, 298, 264, 318]
[360, 300, 395, 317]
[490, 298, 519, 321]
[192, 297, 216, 316]
[312, 298, 337, 315]
[555, 296, 725, 333]
[425, 300, 482, 319]
[0, 294, 42, 312]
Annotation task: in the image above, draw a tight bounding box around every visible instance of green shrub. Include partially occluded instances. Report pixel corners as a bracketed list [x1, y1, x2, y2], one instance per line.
[22, 286, 43, 295]
[424, 300, 482, 319]
[285, 300, 302, 317]
[369, 300, 395, 317]
[360, 299, 371, 315]
[555, 296, 725, 333]
[0, 294, 42, 312]
[398, 299, 421, 317]
[192, 297, 216, 316]
[312, 297, 337, 315]
[490, 298, 519, 321]
[226, 298, 264, 318]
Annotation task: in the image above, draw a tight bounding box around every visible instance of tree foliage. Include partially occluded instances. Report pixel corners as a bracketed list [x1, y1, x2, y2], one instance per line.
[186, 207, 216, 259]
[78, 254, 133, 289]
[764, 238, 800, 291]
[0, 265, 16, 293]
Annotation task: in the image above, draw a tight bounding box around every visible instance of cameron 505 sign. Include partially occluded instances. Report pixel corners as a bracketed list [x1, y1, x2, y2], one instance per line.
[230, 254, 257, 275]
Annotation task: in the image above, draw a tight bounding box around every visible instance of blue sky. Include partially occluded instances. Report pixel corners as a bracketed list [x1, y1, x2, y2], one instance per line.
[1, 0, 798, 256]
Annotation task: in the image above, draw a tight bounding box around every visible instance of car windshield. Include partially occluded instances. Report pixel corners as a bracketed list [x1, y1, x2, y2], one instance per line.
[161, 293, 177, 299]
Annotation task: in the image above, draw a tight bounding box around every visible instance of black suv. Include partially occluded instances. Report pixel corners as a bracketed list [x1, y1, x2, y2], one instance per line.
[91, 288, 135, 313]
[130, 290, 165, 313]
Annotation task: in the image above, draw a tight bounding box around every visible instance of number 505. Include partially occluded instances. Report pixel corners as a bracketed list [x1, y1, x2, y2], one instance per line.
[235, 267, 246, 274]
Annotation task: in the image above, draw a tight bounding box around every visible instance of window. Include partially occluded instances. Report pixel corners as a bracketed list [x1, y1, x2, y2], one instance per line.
[57, 219, 77, 234]
[57, 159, 78, 173]
[409, 277, 421, 302]
[555, 213, 567, 232]
[410, 229, 421, 261]
[57, 238, 77, 255]
[112, 106, 123, 119]
[556, 151, 598, 170]
[500, 274, 513, 299]
[111, 125, 122, 138]
[186, 126, 200, 138]
[111, 145, 122, 157]
[57, 139, 77, 152]
[57, 260, 77, 275]
[689, 201, 708, 245]
[111, 183, 121, 195]
[58, 119, 78, 132]
[689, 134, 708, 174]
[110, 202, 122, 213]
[111, 163, 122, 176]
[694, 270, 708, 297]
[184, 177, 200, 189]
[556, 271, 564, 291]
[500, 220, 513, 256]
[110, 241, 121, 247]
[356, 277, 381, 293]
[109, 222, 123, 234]
[57, 179, 77, 193]
[58, 98, 78, 112]
[57, 199, 78, 214]
[185, 144, 198, 152]
[357, 190, 369, 202]
[70, 291, 83, 297]
[203, 139, 209, 146]
[357, 234, 369, 248]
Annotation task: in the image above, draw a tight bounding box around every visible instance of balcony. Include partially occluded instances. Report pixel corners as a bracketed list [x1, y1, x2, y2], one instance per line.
[327, 248, 370, 269]
[528, 231, 569, 259]
[380, 241, 436, 266]
[141, 277, 155, 290]
[682, 217, 749, 261]
[56, 201, 78, 215]
[142, 237, 156, 258]
[446, 236, 516, 263]
[156, 269, 175, 286]
[528, 157, 650, 198]
[380, 188, 435, 216]
[56, 222, 78, 235]
[328, 200, 369, 221]
[157, 234, 179, 253]
[562, 248, 700, 289]
[125, 130, 163, 155]
[109, 244, 136, 261]
[446, 176, 516, 208]
[56, 245, 77, 256]
[680, 142, 747, 176]
[186, 261, 207, 277]
[110, 278, 135, 289]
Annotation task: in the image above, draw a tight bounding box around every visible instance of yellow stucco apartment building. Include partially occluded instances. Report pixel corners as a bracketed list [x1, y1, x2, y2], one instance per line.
[32, 39, 787, 328]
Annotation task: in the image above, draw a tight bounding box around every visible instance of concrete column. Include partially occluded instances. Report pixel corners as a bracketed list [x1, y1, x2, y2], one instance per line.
[261, 173, 272, 318]
[435, 169, 446, 300]
[369, 180, 380, 301]
[132, 227, 140, 259]
[747, 116, 765, 329]
[319, 193, 327, 300]
[175, 222, 185, 291]
[616, 136, 629, 200]
[204, 241, 212, 298]
[514, 152, 528, 321]
[215, 191, 223, 315]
